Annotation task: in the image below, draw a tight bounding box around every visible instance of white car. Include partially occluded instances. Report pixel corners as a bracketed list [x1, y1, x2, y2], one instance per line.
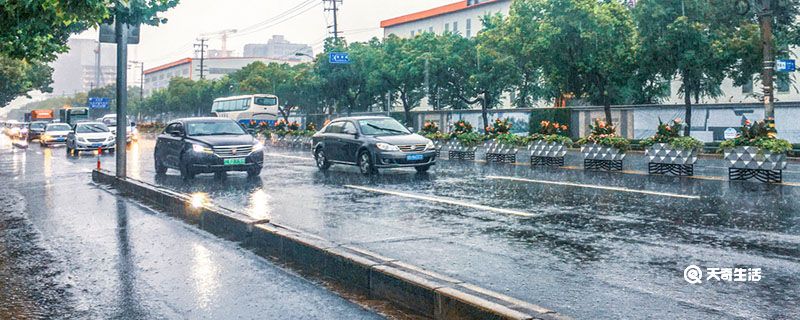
[66, 122, 116, 155]
[101, 115, 138, 143]
[40, 123, 72, 147]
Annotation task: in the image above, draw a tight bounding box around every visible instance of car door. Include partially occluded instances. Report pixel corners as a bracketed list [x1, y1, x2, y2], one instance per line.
[340, 121, 361, 163]
[159, 123, 184, 168]
[323, 121, 345, 162]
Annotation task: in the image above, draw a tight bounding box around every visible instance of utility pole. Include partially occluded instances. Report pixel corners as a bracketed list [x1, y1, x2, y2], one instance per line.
[758, 0, 777, 136]
[194, 38, 208, 80]
[114, 1, 128, 179]
[324, 0, 342, 42]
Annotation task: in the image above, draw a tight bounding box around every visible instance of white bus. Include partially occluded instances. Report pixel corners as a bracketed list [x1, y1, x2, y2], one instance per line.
[211, 94, 280, 127]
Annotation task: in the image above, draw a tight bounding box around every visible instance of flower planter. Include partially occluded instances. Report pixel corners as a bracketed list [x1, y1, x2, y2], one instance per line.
[529, 140, 568, 166]
[645, 143, 697, 176]
[724, 146, 787, 183]
[484, 140, 518, 163]
[446, 140, 477, 160]
[581, 143, 625, 171]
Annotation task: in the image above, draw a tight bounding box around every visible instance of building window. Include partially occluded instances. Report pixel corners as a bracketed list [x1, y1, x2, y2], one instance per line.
[445, 23, 450, 33]
[466, 19, 472, 38]
[742, 77, 753, 94]
[429, 27, 434, 33]
[453, 21, 459, 34]
[411, 30, 415, 37]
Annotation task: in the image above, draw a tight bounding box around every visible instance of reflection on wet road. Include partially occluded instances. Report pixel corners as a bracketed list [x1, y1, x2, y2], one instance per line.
[106, 137, 798, 319]
[6, 135, 798, 319]
[0, 137, 382, 319]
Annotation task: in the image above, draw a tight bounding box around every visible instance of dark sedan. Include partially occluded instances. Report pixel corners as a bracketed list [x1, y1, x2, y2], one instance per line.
[312, 116, 436, 174]
[154, 118, 264, 179]
[26, 121, 48, 141]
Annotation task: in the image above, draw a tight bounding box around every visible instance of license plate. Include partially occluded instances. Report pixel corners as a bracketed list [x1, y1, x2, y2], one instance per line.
[406, 154, 424, 161]
[224, 158, 246, 166]
[55, 138, 65, 141]
[91, 144, 102, 148]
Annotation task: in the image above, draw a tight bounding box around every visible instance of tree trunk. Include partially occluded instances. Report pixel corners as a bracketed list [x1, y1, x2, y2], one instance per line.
[684, 89, 692, 137]
[481, 96, 489, 134]
[603, 103, 613, 127]
[400, 92, 412, 127]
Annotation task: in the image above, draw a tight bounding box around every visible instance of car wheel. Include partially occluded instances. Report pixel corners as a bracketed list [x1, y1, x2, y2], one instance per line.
[247, 167, 262, 178]
[358, 150, 377, 175]
[415, 164, 432, 173]
[154, 157, 167, 176]
[179, 158, 195, 180]
[314, 147, 331, 171]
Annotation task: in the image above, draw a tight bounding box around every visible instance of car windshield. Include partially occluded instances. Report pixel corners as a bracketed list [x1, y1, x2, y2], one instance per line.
[76, 123, 109, 133]
[46, 124, 71, 131]
[186, 121, 246, 136]
[30, 122, 47, 130]
[358, 118, 410, 136]
[102, 117, 117, 127]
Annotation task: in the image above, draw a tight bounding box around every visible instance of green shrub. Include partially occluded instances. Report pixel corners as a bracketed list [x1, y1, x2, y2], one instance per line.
[529, 108, 571, 137]
[718, 120, 792, 154]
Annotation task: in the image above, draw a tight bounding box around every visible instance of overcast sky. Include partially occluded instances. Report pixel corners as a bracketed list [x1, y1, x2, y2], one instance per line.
[75, 0, 455, 68]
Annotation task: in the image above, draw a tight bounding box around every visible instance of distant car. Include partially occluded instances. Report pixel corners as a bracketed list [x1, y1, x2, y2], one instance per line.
[66, 122, 116, 155]
[40, 123, 72, 147]
[100, 114, 138, 143]
[154, 118, 264, 179]
[5, 121, 28, 139]
[311, 116, 436, 174]
[27, 121, 49, 141]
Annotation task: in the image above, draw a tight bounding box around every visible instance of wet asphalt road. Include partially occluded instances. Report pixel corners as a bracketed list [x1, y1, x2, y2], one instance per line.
[0, 136, 382, 319]
[4, 135, 800, 319]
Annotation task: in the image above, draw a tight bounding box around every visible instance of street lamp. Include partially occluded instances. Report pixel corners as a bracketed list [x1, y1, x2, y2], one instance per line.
[294, 52, 314, 60]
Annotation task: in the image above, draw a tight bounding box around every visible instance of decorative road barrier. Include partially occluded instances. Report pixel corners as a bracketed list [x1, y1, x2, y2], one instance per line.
[725, 146, 787, 183]
[581, 143, 625, 171]
[645, 143, 697, 176]
[529, 141, 568, 167]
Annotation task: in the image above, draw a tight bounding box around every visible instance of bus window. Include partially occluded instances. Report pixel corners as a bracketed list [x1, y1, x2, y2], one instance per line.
[255, 97, 277, 106]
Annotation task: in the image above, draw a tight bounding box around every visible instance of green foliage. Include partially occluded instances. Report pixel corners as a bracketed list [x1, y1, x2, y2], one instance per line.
[576, 119, 630, 151]
[639, 118, 703, 150]
[525, 134, 573, 146]
[423, 132, 450, 141]
[0, 54, 53, 106]
[669, 136, 705, 150]
[450, 120, 474, 136]
[1, 0, 178, 62]
[485, 118, 513, 136]
[719, 119, 792, 154]
[494, 133, 523, 146]
[456, 132, 486, 147]
[419, 121, 440, 135]
[528, 108, 571, 136]
[536, 120, 568, 136]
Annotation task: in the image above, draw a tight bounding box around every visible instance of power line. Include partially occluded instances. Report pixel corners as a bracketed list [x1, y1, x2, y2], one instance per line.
[229, 0, 321, 39]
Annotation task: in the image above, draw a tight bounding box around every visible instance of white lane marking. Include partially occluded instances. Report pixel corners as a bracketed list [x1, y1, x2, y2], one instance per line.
[264, 153, 313, 161]
[344, 185, 539, 218]
[487, 175, 701, 200]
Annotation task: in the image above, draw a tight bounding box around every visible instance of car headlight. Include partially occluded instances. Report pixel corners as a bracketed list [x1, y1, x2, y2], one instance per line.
[425, 141, 435, 150]
[252, 141, 264, 152]
[106, 136, 114, 141]
[42, 135, 52, 140]
[376, 143, 401, 151]
[192, 144, 213, 153]
[78, 137, 87, 143]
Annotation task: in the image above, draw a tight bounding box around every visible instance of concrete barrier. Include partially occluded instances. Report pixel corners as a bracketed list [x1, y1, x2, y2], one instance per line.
[92, 169, 569, 320]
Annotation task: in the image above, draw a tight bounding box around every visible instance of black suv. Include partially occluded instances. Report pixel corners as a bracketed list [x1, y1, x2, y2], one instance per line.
[26, 121, 48, 141]
[312, 116, 436, 174]
[154, 118, 264, 179]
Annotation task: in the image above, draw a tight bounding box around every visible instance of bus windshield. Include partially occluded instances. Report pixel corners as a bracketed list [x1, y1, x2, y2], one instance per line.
[254, 97, 278, 106]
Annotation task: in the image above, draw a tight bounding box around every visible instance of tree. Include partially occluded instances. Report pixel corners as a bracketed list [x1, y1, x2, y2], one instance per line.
[635, 0, 733, 136]
[378, 35, 427, 125]
[315, 38, 385, 116]
[0, 54, 53, 107]
[533, 0, 638, 126]
[1, 0, 179, 62]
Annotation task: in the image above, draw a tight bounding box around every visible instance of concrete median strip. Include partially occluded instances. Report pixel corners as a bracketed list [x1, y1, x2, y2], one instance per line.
[91, 169, 568, 320]
[487, 175, 702, 200]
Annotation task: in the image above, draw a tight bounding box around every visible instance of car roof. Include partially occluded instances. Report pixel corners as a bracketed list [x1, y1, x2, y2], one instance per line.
[331, 116, 394, 122]
[75, 122, 105, 126]
[174, 117, 233, 123]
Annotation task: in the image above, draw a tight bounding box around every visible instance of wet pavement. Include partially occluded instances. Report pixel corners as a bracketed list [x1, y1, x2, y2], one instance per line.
[0, 136, 382, 319]
[3, 135, 799, 319]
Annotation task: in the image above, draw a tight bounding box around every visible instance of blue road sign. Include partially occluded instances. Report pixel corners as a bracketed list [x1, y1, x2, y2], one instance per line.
[88, 97, 110, 109]
[328, 52, 350, 64]
[776, 59, 796, 72]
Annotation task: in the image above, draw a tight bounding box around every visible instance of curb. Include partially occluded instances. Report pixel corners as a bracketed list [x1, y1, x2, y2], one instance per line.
[92, 170, 569, 320]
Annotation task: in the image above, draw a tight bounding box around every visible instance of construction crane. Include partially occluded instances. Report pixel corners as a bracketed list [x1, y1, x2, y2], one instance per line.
[199, 29, 238, 55]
